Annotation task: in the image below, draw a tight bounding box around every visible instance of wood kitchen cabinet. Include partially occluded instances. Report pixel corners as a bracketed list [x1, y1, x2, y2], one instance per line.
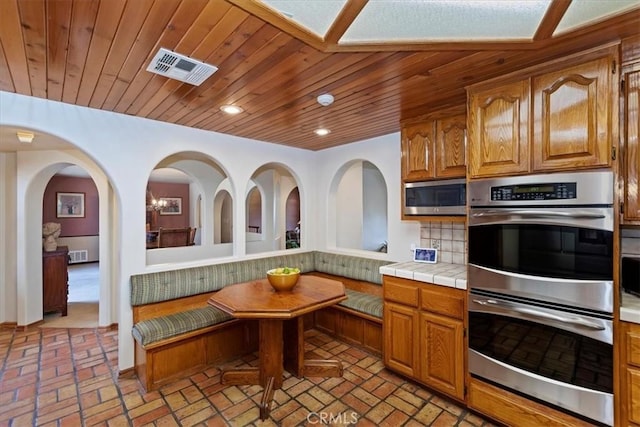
[383, 275, 465, 401]
[622, 42, 640, 223]
[401, 108, 466, 182]
[383, 276, 420, 377]
[401, 121, 435, 182]
[42, 246, 69, 316]
[468, 79, 530, 178]
[468, 44, 617, 179]
[435, 114, 467, 178]
[619, 321, 640, 426]
[532, 56, 614, 171]
[384, 302, 419, 377]
[419, 284, 465, 400]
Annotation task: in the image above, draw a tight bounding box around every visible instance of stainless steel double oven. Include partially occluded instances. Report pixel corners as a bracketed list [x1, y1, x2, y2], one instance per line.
[468, 170, 614, 426]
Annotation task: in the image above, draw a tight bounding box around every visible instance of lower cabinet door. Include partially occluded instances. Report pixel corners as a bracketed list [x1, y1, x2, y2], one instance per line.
[419, 311, 464, 400]
[383, 302, 419, 377]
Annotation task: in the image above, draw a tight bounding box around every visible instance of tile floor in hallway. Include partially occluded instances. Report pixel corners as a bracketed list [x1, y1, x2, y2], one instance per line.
[0, 327, 497, 427]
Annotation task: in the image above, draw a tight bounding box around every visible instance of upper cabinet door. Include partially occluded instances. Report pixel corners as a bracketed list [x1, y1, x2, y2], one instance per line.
[623, 65, 640, 222]
[401, 121, 435, 181]
[468, 79, 530, 178]
[532, 56, 614, 171]
[435, 114, 467, 178]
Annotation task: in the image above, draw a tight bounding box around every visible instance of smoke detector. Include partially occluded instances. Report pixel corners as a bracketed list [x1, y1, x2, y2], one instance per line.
[317, 93, 334, 106]
[146, 48, 218, 86]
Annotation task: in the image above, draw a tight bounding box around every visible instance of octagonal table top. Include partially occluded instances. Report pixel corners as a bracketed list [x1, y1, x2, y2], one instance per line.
[208, 275, 346, 319]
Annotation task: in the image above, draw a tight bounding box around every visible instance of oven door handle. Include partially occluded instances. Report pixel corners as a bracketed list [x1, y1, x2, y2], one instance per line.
[470, 210, 605, 219]
[472, 299, 606, 331]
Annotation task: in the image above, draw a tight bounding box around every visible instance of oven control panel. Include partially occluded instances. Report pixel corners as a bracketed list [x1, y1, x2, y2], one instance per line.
[491, 182, 577, 201]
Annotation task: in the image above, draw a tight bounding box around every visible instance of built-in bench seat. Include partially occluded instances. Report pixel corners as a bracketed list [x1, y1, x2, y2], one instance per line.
[341, 288, 383, 318]
[132, 306, 233, 347]
[130, 251, 391, 391]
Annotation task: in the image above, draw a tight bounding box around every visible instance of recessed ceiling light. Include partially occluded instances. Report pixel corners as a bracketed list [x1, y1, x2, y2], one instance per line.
[17, 131, 34, 143]
[220, 105, 244, 115]
[314, 128, 331, 136]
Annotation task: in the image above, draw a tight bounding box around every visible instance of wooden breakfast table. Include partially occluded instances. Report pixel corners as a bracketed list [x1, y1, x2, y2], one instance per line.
[208, 275, 347, 420]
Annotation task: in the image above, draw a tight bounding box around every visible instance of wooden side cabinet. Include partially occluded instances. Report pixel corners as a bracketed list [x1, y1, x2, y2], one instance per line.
[620, 321, 640, 426]
[622, 62, 640, 222]
[43, 246, 69, 316]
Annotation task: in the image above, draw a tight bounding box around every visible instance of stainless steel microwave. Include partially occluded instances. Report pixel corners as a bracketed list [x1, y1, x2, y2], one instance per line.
[403, 178, 466, 216]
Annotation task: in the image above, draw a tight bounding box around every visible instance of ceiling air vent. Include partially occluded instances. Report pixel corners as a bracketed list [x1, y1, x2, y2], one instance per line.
[146, 48, 217, 86]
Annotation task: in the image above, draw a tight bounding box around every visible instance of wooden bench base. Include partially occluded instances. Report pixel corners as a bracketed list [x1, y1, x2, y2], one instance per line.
[314, 305, 382, 355]
[135, 319, 258, 392]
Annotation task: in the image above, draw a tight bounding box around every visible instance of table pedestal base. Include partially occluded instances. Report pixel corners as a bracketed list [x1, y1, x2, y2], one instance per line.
[220, 317, 343, 420]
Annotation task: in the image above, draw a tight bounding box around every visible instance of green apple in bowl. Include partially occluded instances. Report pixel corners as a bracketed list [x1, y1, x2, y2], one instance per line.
[267, 267, 300, 291]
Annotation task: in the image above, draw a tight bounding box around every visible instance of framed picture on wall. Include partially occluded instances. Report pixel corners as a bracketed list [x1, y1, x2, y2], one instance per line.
[160, 197, 182, 215]
[56, 192, 85, 218]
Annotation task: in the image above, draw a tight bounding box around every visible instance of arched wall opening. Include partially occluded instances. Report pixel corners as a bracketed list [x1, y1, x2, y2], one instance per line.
[246, 163, 303, 254]
[13, 141, 117, 329]
[328, 160, 388, 253]
[145, 152, 235, 264]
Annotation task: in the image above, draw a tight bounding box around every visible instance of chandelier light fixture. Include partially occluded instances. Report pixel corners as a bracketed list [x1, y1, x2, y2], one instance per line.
[146, 190, 167, 211]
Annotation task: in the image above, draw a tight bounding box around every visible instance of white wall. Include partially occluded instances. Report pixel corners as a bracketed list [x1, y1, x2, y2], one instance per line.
[363, 162, 388, 251]
[316, 135, 420, 261]
[0, 90, 419, 373]
[58, 236, 100, 262]
[336, 162, 363, 249]
[0, 153, 17, 324]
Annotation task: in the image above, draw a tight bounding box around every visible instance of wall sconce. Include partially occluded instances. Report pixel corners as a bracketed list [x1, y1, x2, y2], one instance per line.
[17, 131, 34, 143]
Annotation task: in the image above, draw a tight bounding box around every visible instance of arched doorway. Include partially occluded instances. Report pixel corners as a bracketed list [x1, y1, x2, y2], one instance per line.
[16, 146, 116, 329]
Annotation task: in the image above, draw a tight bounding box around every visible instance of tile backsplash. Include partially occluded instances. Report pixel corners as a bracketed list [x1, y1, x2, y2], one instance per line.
[420, 221, 467, 265]
[622, 228, 640, 257]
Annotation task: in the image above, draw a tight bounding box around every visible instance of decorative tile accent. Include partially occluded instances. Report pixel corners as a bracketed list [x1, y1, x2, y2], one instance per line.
[420, 221, 467, 265]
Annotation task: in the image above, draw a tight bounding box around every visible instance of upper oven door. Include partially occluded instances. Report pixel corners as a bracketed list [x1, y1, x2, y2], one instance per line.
[404, 179, 466, 216]
[468, 206, 614, 282]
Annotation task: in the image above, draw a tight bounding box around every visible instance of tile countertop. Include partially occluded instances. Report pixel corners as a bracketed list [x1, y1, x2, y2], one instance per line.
[380, 262, 640, 323]
[621, 292, 640, 324]
[380, 261, 467, 290]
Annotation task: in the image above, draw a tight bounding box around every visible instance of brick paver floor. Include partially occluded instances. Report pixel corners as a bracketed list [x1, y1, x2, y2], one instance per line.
[0, 327, 497, 426]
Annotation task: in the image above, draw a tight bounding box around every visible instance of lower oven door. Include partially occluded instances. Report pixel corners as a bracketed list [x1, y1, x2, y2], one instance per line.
[468, 291, 613, 426]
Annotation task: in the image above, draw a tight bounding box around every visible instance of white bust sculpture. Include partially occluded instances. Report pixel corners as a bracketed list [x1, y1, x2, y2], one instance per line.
[42, 222, 61, 252]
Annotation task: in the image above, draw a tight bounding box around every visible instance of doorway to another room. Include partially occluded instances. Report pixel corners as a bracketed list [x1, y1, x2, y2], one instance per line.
[41, 166, 101, 329]
[42, 262, 99, 328]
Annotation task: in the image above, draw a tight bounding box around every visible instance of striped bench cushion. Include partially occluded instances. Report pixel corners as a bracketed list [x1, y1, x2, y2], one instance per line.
[132, 306, 233, 346]
[339, 289, 383, 319]
[314, 251, 391, 285]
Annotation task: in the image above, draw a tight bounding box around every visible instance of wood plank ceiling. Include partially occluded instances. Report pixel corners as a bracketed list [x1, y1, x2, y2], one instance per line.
[0, 0, 639, 151]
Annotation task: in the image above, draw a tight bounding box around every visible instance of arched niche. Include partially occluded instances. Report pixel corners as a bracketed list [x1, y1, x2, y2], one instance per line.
[214, 189, 233, 244]
[285, 187, 300, 248]
[146, 152, 233, 263]
[331, 160, 388, 253]
[245, 163, 301, 254]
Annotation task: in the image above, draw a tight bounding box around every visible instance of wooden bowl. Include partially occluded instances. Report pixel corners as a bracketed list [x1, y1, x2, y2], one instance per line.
[267, 270, 300, 292]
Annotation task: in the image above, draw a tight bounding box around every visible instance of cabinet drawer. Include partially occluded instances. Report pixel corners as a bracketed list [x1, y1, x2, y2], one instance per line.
[420, 285, 464, 320]
[627, 326, 640, 368]
[383, 277, 419, 307]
